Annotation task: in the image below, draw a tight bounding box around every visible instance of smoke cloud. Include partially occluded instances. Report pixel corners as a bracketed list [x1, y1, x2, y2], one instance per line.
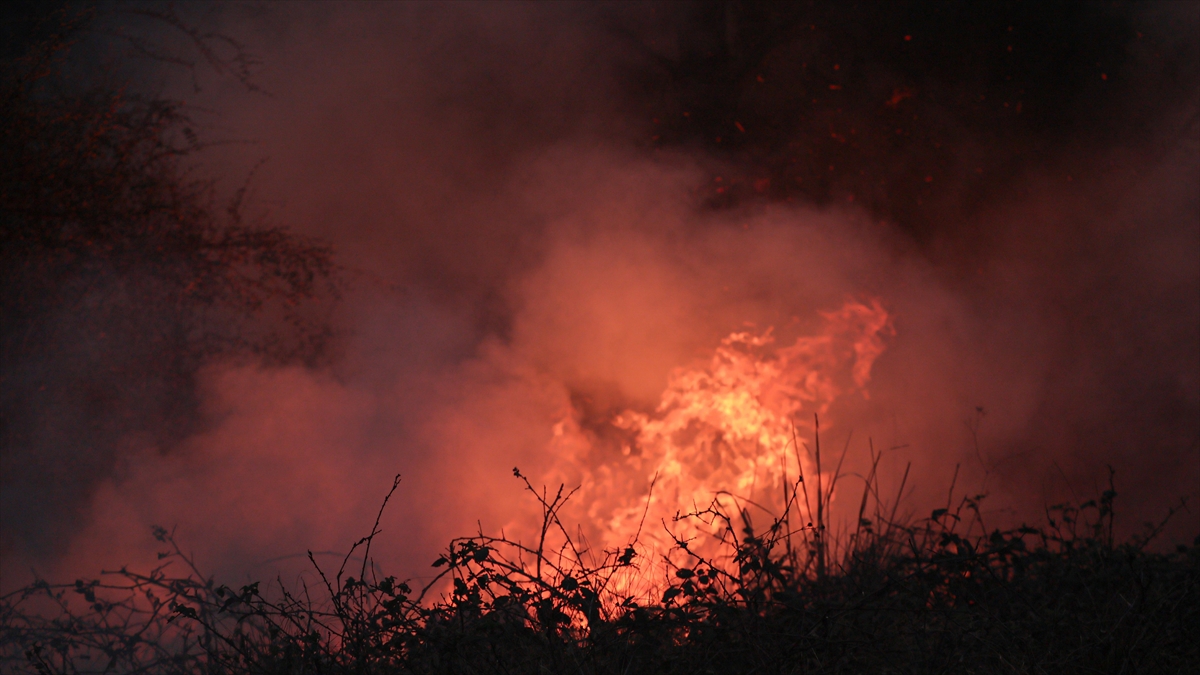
[2, 1, 1196, 590]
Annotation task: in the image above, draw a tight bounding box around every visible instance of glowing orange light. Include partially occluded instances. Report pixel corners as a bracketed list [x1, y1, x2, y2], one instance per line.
[547, 300, 893, 583]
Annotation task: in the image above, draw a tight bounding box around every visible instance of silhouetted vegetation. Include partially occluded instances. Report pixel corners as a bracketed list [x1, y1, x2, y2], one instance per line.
[3, 461, 1195, 674]
[1, 7, 337, 558]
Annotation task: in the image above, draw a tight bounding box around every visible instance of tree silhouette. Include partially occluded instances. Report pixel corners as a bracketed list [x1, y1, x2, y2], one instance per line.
[0, 9, 337, 560]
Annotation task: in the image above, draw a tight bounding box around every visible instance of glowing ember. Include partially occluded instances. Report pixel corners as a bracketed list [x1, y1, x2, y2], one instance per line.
[548, 300, 893, 572]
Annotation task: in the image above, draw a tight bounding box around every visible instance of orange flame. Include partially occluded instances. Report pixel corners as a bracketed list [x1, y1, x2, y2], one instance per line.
[546, 299, 893, 582]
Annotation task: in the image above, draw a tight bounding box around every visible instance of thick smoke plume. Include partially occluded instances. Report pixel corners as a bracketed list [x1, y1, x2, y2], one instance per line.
[2, 1, 1197, 590]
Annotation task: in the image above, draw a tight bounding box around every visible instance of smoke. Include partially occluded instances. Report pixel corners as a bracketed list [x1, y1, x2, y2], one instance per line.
[2, 1, 1196, 590]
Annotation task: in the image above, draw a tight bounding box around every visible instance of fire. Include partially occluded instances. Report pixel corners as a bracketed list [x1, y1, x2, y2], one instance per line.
[547, 300, 893, 578]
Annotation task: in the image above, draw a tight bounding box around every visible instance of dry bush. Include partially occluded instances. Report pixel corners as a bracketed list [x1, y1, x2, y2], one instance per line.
[3, 448, 1195, 674]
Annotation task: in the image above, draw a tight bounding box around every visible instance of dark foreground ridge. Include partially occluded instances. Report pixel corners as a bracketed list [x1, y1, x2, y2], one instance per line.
[3, 470, 1196, 675]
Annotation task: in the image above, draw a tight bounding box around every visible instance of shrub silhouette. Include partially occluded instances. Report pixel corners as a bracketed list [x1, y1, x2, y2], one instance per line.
[3, 457, 1196, 674]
